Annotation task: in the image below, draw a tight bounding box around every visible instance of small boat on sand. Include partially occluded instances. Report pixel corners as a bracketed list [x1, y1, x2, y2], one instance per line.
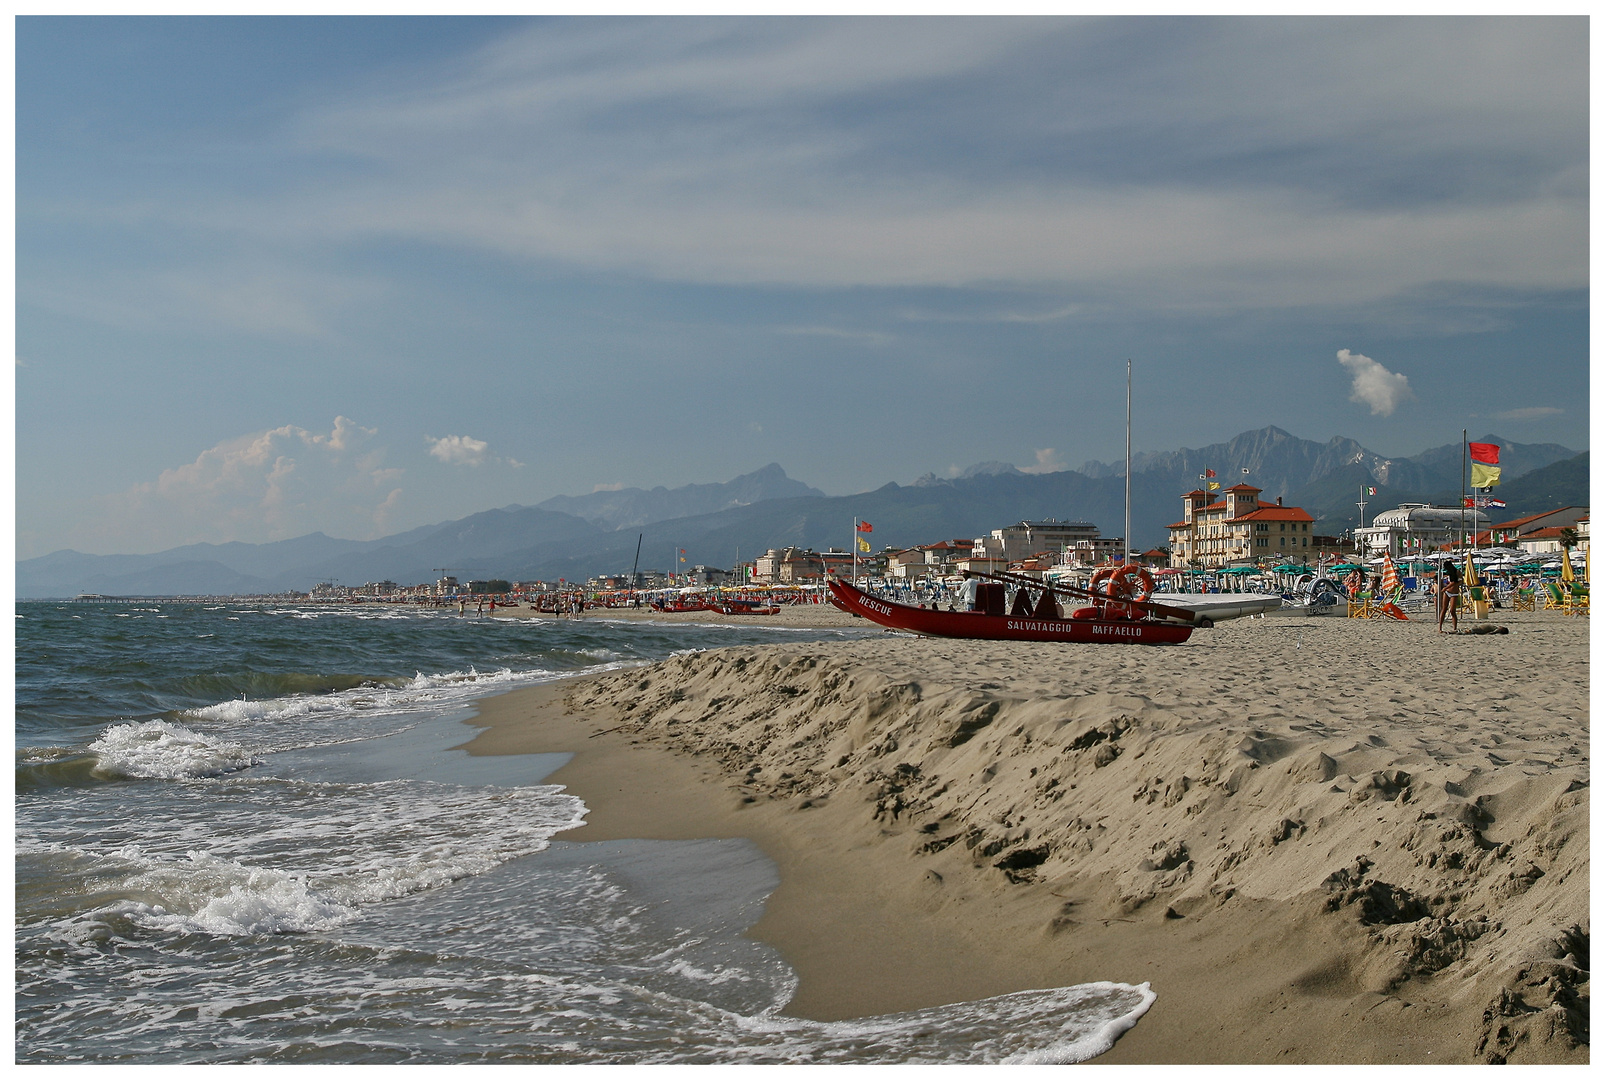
[714, 601, 781, 615]
[828, 579, 1193, 645]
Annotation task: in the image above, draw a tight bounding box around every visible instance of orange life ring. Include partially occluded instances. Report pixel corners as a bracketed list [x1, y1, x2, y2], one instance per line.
[1097, 564, 1155, 619]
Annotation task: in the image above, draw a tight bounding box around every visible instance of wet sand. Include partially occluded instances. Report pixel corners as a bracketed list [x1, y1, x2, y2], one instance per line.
[458, 607, 1589, 1063]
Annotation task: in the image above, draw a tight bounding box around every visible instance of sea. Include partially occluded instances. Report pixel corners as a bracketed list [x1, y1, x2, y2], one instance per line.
[15, 599, 1154, 1064]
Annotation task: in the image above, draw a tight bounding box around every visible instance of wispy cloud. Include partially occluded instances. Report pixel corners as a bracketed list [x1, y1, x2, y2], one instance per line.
[1337, 349, 1415, 417]
[95, 417, 404, 549]
[32, 18, 1582, 327]
[425, 433, 522, 468]
[1492, 406, 1563, 421]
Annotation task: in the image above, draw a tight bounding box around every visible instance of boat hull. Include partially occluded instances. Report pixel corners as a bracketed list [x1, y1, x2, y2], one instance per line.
[828, 581, 1193, 645]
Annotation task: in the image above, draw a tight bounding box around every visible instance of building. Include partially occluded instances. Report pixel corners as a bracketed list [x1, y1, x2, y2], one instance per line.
[1490, 507, 1589, 545]
[971, 520, 1100, 562]
[683, 565, 730, 585]
[1059, 536, 1127, 567]
[1353, 504, 1491, 557]
[777, 549, 857, 583]
[1167, 484, 1315, 568]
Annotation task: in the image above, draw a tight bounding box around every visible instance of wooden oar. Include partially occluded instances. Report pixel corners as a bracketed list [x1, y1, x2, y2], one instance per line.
[963, 568, 1204, 624]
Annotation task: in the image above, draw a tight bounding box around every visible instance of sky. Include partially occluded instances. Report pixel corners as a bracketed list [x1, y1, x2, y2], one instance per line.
[15, 15, 1590, 559]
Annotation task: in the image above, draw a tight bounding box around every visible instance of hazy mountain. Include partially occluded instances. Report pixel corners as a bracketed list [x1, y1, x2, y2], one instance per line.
[534, 464, 825, 530]
[1407, 434, 1577, 488]
[18, 432, 1584, 597]
[1487, 452, 1590, 522]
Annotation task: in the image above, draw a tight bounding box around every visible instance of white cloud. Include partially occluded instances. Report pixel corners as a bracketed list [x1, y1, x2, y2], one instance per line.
[1492, 406, 1563, 421]
[95, 417, 405, 549]
[1019, 448, 1067, 474]
[425, 434, 490, 466]
[1336, 349, 1415, 416]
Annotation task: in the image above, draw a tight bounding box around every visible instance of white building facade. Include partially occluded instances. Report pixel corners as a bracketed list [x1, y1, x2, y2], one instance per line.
[1353, 504, 1489, 557]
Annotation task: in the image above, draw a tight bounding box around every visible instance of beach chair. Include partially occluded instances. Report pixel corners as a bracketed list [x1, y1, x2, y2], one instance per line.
[1511, 586, 1536, 612]
[1566, 584, 1588, 617]
[1542, 583, 1568, 612]
[1347, 590, 1375, 619]
[1466, 585, 1490, 621]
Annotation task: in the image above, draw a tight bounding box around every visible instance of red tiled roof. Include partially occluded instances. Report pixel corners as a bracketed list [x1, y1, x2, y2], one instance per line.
[1226, 483, 1262, 493]
[1492, 507, 1585, 532]
[1231, 506, 1314, 524]
[1166, 520, 1189, 529]
[1522, 526, 1570, 540]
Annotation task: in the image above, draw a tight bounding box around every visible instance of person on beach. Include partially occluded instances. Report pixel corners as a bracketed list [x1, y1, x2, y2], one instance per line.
[1436, 560, 1462, 633]
[961, 575, 980, 611]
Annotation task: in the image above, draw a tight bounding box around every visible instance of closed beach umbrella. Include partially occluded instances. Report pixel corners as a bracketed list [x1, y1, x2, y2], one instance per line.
[1463, 555, 1480, 590]
[1381, 554, 1399, 596]
[1560, 548, 1575, 583]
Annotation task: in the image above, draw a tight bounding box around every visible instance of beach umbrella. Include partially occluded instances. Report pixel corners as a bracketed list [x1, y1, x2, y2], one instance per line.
[1463, 554, 1480, 590]
[1381, 554, 1399, 597]
[1560, 548, 1575, 583]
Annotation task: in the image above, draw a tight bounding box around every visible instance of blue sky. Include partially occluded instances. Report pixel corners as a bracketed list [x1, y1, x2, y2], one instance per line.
[16, 16, 1589, 558]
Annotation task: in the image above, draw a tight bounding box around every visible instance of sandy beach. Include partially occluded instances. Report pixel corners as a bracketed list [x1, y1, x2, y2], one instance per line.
[458, 607, 1589, 1063]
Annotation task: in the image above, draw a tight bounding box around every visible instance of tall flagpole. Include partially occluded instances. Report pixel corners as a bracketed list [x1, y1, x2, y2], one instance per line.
[1461, 429, 1468, 551]
[1125, 359, 1132, 567]
[853, 517, 858, 586]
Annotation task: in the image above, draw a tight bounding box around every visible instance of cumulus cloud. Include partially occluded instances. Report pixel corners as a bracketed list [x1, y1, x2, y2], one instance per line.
[425, 434, 490, 466]
[1019, 449, 1067, 474]
[96, 417, 405, 550]
[1337, 349, 1415, 416]
[1492, 406, 1563, 421]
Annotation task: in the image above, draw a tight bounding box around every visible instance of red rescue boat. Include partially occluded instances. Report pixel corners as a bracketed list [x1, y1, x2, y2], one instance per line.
[827, 579, 1194, 645]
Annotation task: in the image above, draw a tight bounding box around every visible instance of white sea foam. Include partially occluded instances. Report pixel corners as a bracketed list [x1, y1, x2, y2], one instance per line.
[34, 780, 591, 941]
[724, 980, 1156, 1064]
[185, 661, 646, 749]
[88, 720, 258, 780]
[121, 853, 362, 935]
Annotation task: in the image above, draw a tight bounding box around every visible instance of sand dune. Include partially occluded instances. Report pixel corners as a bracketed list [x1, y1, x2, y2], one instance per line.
[463, 609, 1588, 1063]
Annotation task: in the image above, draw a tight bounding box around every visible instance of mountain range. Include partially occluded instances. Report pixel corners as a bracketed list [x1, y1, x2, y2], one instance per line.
[19, 430, 1586, 597]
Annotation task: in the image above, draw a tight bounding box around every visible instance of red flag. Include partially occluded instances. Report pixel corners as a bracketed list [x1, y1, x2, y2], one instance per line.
[856, 521, 873, 532]
[1469, 442, 1500, 464]
[1204, 469, 1216, 478]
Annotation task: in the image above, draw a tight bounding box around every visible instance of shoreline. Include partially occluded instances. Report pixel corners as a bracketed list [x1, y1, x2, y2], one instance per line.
[457, 610, 1588, 1063]
[489, 599, 867, 631]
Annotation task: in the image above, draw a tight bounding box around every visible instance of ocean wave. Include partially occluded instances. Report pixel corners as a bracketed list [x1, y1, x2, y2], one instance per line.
[185, 661, 647, 738]
[88, 720, 258, 780]
[30, 780, 591, 941]
[725, 981, 1156, 1064]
